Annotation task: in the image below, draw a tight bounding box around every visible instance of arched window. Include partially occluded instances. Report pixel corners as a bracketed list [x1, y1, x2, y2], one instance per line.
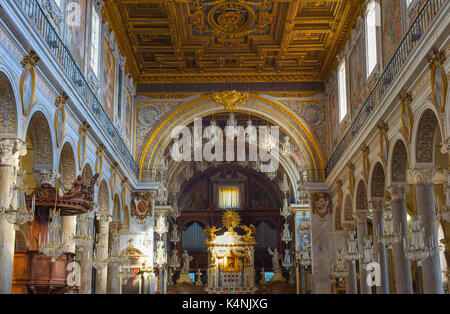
[365, 1, 379, 76]
[338, 60, 347, 122]
[89, 7, 100, 76]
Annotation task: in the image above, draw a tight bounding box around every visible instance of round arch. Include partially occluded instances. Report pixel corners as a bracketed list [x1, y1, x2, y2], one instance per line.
[355, 180, 368, 210]
[343, 193, 354, 223]
[97, 179, 110, 212]
[0, 65, 22, 138]
[371, 162, 386, 199]
[138, 94, 326, 182]
[113, 193, 122, 221]
[25, 110, 55, 172]
[59, 141, 76, 188]
[390, 139, 409, 184]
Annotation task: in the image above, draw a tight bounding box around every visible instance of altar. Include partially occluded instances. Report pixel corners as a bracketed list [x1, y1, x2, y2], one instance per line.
[204, 210, 257, 294]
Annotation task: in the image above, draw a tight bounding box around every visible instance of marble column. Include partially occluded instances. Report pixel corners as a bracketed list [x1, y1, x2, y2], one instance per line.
[309, 196, 332, 294]
[355, 210, 372, 294]
[94, 210, 111, 294]
[79, 211, 95, 294]
[388, 183, 413, 294]
[0, 139, 27, 294]
[343, 224, 358, 294]
[107, 229, 121, 294]
[409, 168, 443, 294]
[370, 198, 389, 294]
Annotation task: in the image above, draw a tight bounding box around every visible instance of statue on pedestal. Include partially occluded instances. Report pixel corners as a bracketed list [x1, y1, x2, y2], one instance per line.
[176, 250, 194, 285]
[267, 247, 286, 282]
[267, 247, 281, 271]
[181, 250, 193, 273]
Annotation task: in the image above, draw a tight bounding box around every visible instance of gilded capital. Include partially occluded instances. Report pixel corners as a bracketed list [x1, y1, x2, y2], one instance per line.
[0, 138, 27, 167]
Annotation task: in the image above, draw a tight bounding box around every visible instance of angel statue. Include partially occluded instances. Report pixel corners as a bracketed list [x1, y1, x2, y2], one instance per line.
[267, 247, 282, 272]
[202, 225, 222, 242]
[181, 250, 193, 273]
[240, 224, 256, 241]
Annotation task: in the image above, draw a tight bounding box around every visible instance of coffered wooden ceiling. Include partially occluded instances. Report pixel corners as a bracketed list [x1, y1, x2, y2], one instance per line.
[104, 0, 364, 85]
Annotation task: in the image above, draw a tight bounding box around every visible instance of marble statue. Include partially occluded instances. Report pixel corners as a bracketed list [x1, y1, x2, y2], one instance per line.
[181, 250, 193, 272]
[267, 247, 281, 271]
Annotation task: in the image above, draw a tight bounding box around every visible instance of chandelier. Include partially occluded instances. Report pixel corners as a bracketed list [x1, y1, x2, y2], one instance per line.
[226, 113, 239, 138]
[361, 235, 374, 265]
[379, 201, 402, 249]
[170, 203, 181, 220]
[156, 185, 168, 204]
[279, 173, 290, 194]
[39, 207, 65, 262]
[155, 236, 167, 267]
[332, 248, 349, 279]
[169, 224, 180, 243]
[207, 119, 220, 143]
[405, 216, 435, 265]
[3, 170, 35, 229]
[281, 222, 292, 243]
[280, 196, 291, 220]
[74, 212, 92, 246]
[281, 136, 294, 158]
[263, 127, 277, 153]
[344, 230, 361, 262]
[155, 214, 168, 235]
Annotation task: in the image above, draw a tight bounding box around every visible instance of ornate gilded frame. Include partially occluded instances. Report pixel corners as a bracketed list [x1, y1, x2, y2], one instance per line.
[430, 62, 448, 113]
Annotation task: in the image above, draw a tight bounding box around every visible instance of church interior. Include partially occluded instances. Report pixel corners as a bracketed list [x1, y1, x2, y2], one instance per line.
[0, 0, 449, 295]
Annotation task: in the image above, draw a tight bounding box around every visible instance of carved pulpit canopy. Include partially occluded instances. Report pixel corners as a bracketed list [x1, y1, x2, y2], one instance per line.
[26, 173, 99, 216]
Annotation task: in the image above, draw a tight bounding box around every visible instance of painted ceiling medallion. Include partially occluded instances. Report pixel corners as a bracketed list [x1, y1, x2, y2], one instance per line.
[208, 2, 255, 38]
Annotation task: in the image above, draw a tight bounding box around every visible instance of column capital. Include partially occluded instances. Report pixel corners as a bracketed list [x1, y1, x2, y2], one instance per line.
[33, 168, 59, 187]
[353, 210, 370, 224]
[0, 139, 26, 167]
[408, 167, 435, 184]
[387, 183, 409, 200]
[369, 197, 384, 212]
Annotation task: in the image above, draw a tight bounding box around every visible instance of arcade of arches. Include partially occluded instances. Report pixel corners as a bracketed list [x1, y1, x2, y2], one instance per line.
[0, 0, 449, 295]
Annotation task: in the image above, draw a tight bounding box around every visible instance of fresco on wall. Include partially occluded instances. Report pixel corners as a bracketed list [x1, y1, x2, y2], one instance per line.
[382, 0, 404, 67]
[65, 0, 87, 69]
[125, 89, 133, 150]
[349, 36, 365, 117]
[329, 86, 339, 151]
[103, 40, 115, 121]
